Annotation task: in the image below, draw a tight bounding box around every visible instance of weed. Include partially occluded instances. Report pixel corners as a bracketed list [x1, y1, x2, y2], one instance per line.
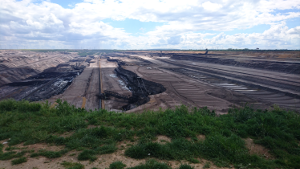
[0, 151, 27, 160]
[203, 162, 210, 168]
[127, 159, 170, 169]
[78, 150, 97, 161]
[179, 164, 194, 169]
[11, 157, 27, 165]
[61, 161, 84, 169]
[109, 161, 126, 169]
[77, 144, 117, 161]
[30, 149, 69, 158]
[187, 158, 200, 163]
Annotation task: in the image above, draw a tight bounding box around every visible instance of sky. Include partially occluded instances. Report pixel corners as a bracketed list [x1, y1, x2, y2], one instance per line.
[0, 0, 300, 49]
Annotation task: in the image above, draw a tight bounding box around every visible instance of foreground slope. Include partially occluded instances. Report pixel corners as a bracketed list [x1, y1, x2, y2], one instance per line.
[0, 99, 299, 168]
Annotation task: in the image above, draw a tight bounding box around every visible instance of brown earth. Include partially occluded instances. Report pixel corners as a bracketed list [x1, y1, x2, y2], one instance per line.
[1, 135, 272, 169]
[0, 136, 234, 169]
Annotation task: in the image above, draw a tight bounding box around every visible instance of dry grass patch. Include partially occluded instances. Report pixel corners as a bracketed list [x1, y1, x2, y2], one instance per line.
[156, 135, 171, 144]
[244, 138, 273, 159]
[186, 135, 205, 142]
[197, 135, 206, 141]
[2, 143, 64, 154]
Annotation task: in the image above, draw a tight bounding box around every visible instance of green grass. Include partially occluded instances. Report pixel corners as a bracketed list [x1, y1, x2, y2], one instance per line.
[61, 161, 84, 169]
[203, 162, 210, 168]
[30, 149, 69, 158]
[179, 164, 194, 169]
[0, 99, 299, 168]
[127, 159, 170, 169]
[11, 157, 27, 165]
[109, 161, 126, 169]
[0, 150, 29, 160]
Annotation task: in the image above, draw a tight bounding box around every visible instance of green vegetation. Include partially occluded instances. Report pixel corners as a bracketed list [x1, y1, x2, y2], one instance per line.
[0, 99, 299, 168]
[179, 164, 194, 169]
[61, 161, 84, 169]
[0, 150, 30, 160]
[30, 149, 68, 158]
[109, 161, 126, 169]
[11, 157, 27, 165]
[127, 159, 170, 169]
[203, 162, 210, 168]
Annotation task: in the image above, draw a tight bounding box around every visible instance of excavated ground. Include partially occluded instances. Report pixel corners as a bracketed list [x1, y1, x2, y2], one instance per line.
[100, 60, 166, 110]
[1, 50, 299, 113]
[101, 51, 300, 113]
[0, 50, 94, 103]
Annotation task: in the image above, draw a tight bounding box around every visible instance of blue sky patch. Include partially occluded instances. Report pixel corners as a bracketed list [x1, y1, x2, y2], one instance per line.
[50, 0, 83, 8]
[20, 0, 84, 8]
[103, 18, 165, 35]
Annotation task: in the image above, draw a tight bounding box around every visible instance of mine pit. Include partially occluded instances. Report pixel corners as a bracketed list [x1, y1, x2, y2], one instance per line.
[0, 50, 299, 113]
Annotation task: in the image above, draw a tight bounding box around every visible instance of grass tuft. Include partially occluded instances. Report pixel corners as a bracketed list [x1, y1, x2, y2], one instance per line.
[61, 161, 84, 169]
[179, 164, 194, 169]
[11, 157, 27, 165]
[127, 159, 170, 169]
[109, 161, 126, 169]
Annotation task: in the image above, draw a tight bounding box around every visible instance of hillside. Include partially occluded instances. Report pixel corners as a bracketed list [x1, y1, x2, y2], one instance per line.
[0, 99, 299, 169]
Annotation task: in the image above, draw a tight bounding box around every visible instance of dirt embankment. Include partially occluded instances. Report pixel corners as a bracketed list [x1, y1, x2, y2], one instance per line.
[100, 58, 166, 110]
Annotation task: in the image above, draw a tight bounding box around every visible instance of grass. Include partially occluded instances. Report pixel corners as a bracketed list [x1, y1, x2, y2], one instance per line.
[0, 150, 29, 160]
[30, 149, 69, 158]
[179, 164, 194, 169]
[109, 161, 126, 169]
[61, 161, 84, 169]
[11, 157, 27, 165]
[203, 162, 210, 168]
[0, 99, 300, 168]
[127, 159, 170, 169]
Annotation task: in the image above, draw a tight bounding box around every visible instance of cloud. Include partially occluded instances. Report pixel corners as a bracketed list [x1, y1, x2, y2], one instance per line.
[168, 36, 182, 45]
[202, 1, 223, 12]
[0, 0, 299, 49]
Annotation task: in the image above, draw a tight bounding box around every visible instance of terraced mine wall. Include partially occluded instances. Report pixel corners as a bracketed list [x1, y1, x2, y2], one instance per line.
[2, 65, 84, 101]
[100, 59, 166, 110]
[171, 54, 300, 74]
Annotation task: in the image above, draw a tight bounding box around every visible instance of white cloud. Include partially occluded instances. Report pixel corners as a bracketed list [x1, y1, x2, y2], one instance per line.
[202, 1, 223, 12]
[0, 0, 299, 49]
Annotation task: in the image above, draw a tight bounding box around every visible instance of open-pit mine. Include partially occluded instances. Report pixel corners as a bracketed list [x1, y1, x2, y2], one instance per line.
[0, 49, 299, 113]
